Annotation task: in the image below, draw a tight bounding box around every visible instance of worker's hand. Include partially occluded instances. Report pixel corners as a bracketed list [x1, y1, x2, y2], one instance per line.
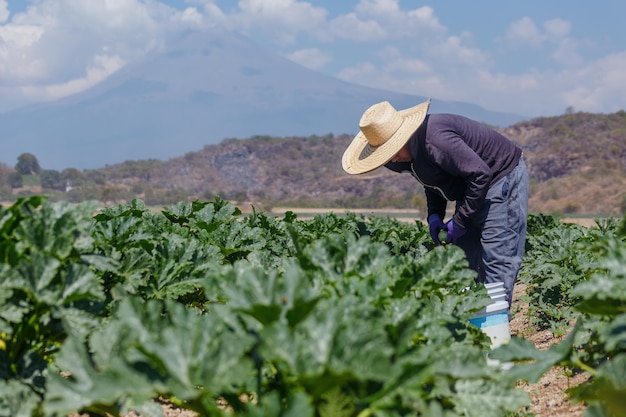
[445, 220, 466, 244]
[428, 214, 446, 245]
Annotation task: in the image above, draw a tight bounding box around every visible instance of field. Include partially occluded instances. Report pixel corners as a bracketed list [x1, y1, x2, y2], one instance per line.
[1, 197, 624, 417]
[73, 283, 589, 417]
[79, 286, 589, 417]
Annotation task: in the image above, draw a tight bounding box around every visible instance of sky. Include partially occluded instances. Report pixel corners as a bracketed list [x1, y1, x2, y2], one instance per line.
[1, 0, 625, 118]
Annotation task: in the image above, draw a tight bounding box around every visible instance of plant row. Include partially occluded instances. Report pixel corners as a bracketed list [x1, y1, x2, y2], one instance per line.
[495, 214, 626, 417]
[0, 197, 624, 416]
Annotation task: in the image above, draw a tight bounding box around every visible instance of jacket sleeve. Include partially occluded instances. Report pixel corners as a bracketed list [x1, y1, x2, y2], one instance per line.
[425, 188, 447, 220]
[428, 132, 492, 228]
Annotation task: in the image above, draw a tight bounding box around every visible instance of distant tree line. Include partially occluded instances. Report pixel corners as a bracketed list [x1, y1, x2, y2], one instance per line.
[0, 152, 189, 206]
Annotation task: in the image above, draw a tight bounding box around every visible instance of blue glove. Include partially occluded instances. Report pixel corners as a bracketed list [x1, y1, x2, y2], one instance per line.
[445, 220, 466, 244]
[428, 214, 446, 245]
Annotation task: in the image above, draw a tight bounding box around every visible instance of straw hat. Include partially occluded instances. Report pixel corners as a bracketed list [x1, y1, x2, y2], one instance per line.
[342, 99, 431, 174]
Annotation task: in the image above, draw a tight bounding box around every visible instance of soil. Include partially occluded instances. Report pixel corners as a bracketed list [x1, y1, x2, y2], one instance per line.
[508, 282, 588, 417]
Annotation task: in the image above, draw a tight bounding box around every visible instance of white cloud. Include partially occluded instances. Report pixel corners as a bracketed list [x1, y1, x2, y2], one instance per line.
[382, 56, 431, 77]
[20, 53, 126, 101]
[0, 0, 202, 111]
[326, 1, 491, 108]
[0, 24, 47, 81]
[0, 0, 169, 83]
[354, 0, 443, 33]
[329, 5, 493, 106]
[381, 48, 626, 117]
[200, 5, 226, 26]
[544, 18, 570, 39]
[336, 33, 593, 118]
[285, 47, 332, 70]
[337, 61, 378, 82]
[335, 2, 444, 40]
[551, 38, 582, 66]
[560, 52, 626, 113]
[506, 17, 544, 47]
[178, 7, 204, 25]
[280, 1, 445, 45]
[0, 0, 8, 23]
[0, 22, 44, 47]
[503, 17, 578, 65]
[328, 13, 386, 41]
[337, 55, 438, 100]
[233, 0, 327, 43]
[0, 0, 623, 118]
[430, 34, 491, 68]
[461, 70, 544, 112]
[355, 0, 401, 16]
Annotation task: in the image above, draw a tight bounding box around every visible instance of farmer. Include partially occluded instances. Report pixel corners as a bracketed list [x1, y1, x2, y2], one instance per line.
[341, 99, 529, 312]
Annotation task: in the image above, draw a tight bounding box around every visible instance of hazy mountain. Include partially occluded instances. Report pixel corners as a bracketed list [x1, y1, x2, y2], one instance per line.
[1, 28, 527, 170]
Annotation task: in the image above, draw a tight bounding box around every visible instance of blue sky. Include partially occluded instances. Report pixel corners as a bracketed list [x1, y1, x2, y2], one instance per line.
[1, 0, 625, 119]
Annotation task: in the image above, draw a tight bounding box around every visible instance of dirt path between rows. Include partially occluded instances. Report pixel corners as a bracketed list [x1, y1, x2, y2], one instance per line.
[509, 282, 587, 416]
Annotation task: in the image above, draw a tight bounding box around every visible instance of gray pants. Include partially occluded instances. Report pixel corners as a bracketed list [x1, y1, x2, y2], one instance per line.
[455, 157, 529, 309]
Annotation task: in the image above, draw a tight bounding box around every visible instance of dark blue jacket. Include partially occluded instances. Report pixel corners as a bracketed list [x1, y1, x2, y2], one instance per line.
[385, 113, 522, 228]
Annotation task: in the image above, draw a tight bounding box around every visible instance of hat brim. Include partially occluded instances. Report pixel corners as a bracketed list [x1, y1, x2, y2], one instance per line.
[342, 99, 431, 174]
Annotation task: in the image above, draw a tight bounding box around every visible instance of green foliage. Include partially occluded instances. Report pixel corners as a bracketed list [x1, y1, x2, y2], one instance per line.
[44, 297, 258, 417]
[0, 196, 106, 417]
[494, 213, 626, 417]
[100, 159, 162, 181]
[7, 172, 22, 189]
[20, 175, 40, 187]
[0, 165, 11, 192]
[83, 169, 106, 186]
[40, 170, 64, 191]
[60, 168, 84, 188]
[3, 198, 623, 417]
[14, 153, 41, 176]
[520, 215, 596, 334]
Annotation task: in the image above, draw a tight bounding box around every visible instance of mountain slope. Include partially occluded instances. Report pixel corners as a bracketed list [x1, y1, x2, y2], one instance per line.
[502, 111, 626, 214]
[86, 111, 626, 216]
[1, 28, 525, 170]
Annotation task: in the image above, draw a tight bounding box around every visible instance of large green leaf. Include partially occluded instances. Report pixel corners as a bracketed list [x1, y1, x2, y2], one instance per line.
[258, 296, 395, 396]
[45, 297, 257, 416]
[219, 261, 322, 328]
[453, 379, 529, 417]
[571, 243, 626, 316]
[44, 334, 164, 417]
